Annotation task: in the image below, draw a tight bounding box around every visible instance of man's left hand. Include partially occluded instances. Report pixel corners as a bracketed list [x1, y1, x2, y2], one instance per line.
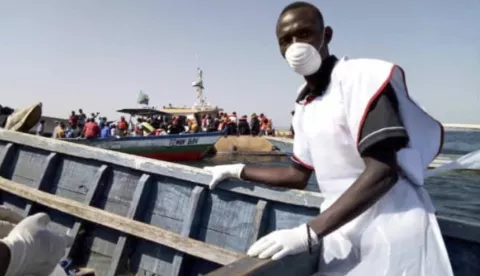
[247, 224, 318, 260]
[0, 206, 24, 238]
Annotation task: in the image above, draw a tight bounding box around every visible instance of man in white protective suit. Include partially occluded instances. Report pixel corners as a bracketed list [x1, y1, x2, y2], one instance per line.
[0, 207, 71, 275]
[203, 2, 454, 275]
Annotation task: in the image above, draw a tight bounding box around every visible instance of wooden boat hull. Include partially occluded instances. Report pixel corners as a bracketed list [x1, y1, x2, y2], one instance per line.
[64, 132, 223, 162]
[0, 130, 478, 275]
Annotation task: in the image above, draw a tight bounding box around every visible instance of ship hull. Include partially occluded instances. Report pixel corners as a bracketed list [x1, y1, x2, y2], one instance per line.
[65, 132, 223, 162]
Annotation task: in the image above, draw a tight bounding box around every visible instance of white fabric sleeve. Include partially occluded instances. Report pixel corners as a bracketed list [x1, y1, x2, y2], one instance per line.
[292, 136, 314, 170]
[291, 117, 314, 170]
[338, 58, 443, 185]
[290, 84, 314, 170]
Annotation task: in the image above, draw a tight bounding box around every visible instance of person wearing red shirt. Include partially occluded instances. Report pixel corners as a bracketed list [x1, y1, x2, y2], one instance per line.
[83, 119, 100, 139]
[68, 111, 78, 127]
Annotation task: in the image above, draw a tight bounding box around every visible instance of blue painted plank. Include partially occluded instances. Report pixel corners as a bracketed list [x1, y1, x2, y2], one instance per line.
[171, 185, 207, 276]
[106, 173, 151, 276]
[65, 164, 109, 258]
[248, 200, 268, 247]
[23, 152, 59, 216]
[0, 143, 15, 178]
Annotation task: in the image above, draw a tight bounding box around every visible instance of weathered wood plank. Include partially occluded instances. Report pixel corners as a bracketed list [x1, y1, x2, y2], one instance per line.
[171, 185, 207, 276]
[248, 200, 268, 246]
[0, 130, 325, 208]
[24, 152, 59, 216]
[0, 176, 243, 265]
[207, 245, 321, 276]
[107, 173, 152, 276]
[0, 143, 15, 177]
[64, 165, 109, 258]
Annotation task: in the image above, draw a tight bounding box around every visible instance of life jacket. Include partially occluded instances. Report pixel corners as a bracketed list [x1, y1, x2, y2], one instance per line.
[117, 120, 128, 130]
[141, 122, 154, 132]
[141, 122, 154, 136]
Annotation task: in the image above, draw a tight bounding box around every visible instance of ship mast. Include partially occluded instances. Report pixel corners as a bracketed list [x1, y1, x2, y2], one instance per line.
[191, 55, 209, 110]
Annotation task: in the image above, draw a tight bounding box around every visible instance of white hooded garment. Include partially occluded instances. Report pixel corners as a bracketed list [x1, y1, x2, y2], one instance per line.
[292, 57, 454, 276]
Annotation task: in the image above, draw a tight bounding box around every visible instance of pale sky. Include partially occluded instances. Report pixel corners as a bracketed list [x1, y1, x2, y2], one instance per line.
[1, 0, 479, 128]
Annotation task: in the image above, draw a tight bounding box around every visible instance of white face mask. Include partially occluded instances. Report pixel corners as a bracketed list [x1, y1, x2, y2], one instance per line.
[285, 42, 322, 76]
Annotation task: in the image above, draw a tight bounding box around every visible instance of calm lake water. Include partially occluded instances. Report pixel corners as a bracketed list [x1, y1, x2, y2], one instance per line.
[183, 129, 480, 225]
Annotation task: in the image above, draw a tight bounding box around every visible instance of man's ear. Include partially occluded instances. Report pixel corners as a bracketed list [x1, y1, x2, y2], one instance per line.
[324, 26, 333, 45]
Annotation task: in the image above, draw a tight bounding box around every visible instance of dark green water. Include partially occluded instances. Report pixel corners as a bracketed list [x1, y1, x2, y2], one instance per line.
[183, 130, 480, 224]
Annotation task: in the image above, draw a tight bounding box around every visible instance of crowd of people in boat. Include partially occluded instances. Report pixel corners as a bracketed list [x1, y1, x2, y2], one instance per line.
[200, 112, 274, 135]
[44, 109, 275, 139]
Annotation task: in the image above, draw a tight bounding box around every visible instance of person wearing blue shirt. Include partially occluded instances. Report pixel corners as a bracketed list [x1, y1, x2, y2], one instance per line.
[65, 127, 74, 138]
[100, 125, 110, 138]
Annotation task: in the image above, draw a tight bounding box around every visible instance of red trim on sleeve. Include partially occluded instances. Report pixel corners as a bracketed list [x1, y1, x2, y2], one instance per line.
[355, 68, 395, 147]
[304, 95, 317, 106]
[355, 65, 444, 159]
[291, 154, 315, 170]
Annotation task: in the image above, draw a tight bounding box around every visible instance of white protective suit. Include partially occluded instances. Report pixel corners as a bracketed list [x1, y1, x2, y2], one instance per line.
[292, 57, 454, 276]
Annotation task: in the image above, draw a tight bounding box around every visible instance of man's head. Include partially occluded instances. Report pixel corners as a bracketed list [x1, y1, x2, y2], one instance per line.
[276, 2, 332, 59]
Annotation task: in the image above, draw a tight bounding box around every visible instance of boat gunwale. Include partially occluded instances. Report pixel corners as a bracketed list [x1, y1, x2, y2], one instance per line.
[0, 129, 325, 207]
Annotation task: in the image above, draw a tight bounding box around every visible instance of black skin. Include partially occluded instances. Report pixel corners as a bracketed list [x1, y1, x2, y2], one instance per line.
[240, 5, 398, 239]
[0, 242, 10, 275]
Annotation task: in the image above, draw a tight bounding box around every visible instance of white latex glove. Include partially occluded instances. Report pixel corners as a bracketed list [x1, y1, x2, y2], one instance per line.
[203, 164, 245, 189]
[1, 213, 73, 276]
[0, 205, 24, 238]
[247, 223, 318, 260]
[0, 221, 16, 239]
[0, 205, 24, 224]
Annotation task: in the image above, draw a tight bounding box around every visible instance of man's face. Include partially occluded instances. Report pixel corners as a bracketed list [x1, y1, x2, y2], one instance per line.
[276, 7, 325, 57]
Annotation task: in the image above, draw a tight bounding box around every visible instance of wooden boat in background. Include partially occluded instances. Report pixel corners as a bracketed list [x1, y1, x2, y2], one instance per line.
[0, 130, 478, 275]
[65, 132, 223, 162]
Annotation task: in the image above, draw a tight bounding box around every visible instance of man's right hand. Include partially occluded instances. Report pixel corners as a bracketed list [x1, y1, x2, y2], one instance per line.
[203, 164, 245, 189]
[1, 213, 73, 276]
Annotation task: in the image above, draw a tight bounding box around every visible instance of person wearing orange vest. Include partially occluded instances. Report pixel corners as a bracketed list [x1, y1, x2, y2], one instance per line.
[117, 116, 129, 136]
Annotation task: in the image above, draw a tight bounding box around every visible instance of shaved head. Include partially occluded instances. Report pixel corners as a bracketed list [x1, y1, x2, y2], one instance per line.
[278, 1, 324, 29]
[276, 2, 332, 59]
